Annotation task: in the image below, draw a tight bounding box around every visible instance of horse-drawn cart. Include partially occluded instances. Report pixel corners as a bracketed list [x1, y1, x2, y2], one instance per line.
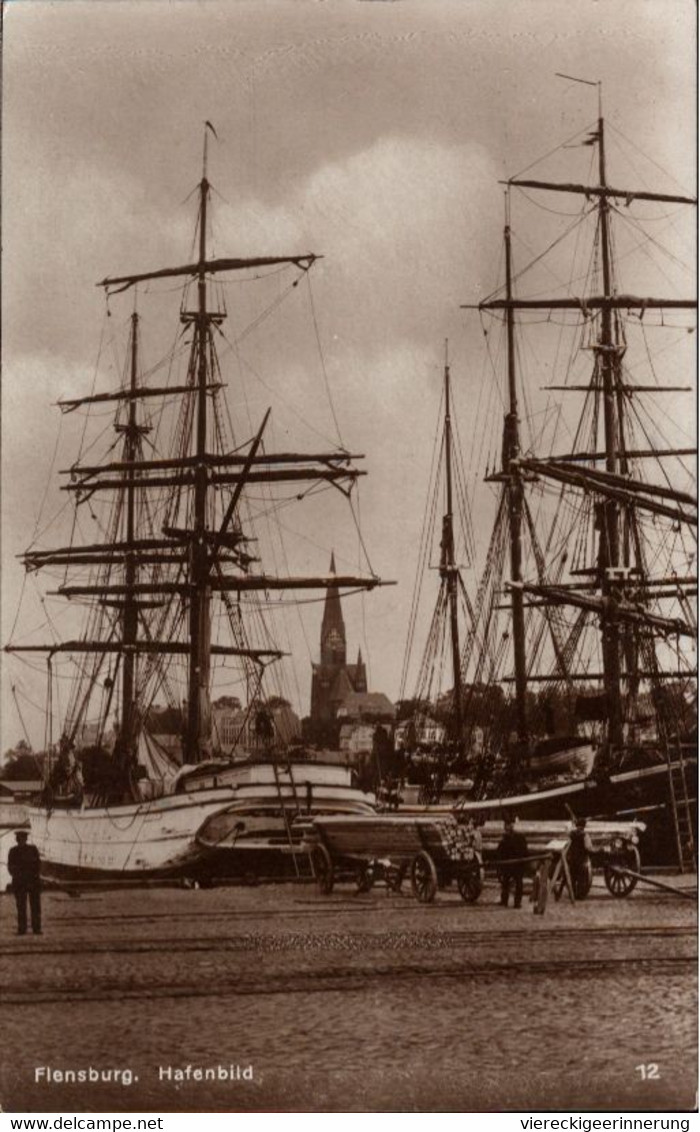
[302, 814, 483, 903]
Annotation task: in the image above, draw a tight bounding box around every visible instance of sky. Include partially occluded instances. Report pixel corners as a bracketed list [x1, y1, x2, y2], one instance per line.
[1, 0, 696, 752]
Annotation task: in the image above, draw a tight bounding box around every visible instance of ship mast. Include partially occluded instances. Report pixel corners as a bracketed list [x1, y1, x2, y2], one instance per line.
[440, 342, 463, 745]
[118, 309, 142, 765]
[187, 135, 214, 759]
[595, 110, 625, 756]
[503, 200, 529, 750]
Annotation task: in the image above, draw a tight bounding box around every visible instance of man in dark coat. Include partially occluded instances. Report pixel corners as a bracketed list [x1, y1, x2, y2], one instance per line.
[496, 818, 528, 908]
[568, 817, 594, 899]
[8, 830, 42, 935]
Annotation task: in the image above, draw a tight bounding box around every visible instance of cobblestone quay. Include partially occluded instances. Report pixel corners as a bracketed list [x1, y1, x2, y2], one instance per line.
[1, 875, 696, 1112]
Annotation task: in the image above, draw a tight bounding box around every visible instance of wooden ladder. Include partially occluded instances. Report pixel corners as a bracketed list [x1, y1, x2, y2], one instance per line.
[281, 756, 304, 814]
[271, 758, 306, 878]
[666, 739, 696, 873]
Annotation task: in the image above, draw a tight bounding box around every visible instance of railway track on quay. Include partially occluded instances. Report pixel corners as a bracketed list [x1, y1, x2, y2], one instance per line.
[3, 924, 695, 1005]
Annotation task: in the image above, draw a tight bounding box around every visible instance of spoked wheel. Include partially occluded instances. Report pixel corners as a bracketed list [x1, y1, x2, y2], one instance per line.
[386, 862, 407, 892]
[312, 843, 334, 895]
[572, 857, 594, 900]
[457, 859, 483, 904]
[604, 846, 640, 898]
[411, 850, 438, 904]
[355, 861, 375, 894]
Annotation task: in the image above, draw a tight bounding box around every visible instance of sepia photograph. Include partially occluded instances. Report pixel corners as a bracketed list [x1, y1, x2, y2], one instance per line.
[1, 0, 696, 1115]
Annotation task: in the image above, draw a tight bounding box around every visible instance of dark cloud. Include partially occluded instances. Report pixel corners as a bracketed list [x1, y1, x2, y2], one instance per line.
[2, 0, 695, 747]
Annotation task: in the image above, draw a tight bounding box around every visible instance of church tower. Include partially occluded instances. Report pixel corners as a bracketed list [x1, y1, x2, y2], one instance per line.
[310, 553, 366, 725]
[319, 553, 346, 668]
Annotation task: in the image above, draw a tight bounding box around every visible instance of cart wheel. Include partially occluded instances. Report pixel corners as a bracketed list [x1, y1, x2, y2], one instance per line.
[355, 861, 375, 894]
[411, 850, 438, 903]
[386, 862, 407, 892]
[573, 857, 594, 900]
[312, 844, 334, 894]
[604, 845, 640, 898]
[457, 860, 483, 904]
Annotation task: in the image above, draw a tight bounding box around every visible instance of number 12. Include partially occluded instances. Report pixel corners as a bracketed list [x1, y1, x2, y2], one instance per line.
[635, 1064, 660, 1080]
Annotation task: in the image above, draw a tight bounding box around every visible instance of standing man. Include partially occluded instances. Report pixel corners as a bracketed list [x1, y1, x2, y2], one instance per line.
[496, 817, 528, 908]
[568, 817, 594, 899]
[8, 830, 42, 936]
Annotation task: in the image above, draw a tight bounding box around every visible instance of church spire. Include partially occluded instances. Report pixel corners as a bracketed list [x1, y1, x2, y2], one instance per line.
[354, 645, 367, 693]
[320, 551, 346, 666]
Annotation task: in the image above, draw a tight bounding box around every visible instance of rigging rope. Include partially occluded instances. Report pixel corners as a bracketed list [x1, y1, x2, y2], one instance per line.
[305, 271, 345, 449]
[398, 389, 445, 702]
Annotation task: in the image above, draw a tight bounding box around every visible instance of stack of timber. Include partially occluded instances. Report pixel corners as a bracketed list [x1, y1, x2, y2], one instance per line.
[477, 819, 644, 856]
[301, 813, 479, 863]
[300, 813, 642, 862]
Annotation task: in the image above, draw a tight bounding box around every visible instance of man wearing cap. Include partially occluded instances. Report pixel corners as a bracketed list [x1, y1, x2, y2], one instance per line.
[8, 830, 42, 935]
[496, 818, 529, 908]
[568, 817, 594, 899]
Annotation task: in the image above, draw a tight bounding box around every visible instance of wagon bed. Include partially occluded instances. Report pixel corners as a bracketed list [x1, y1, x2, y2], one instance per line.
[302, 813, 483, 903]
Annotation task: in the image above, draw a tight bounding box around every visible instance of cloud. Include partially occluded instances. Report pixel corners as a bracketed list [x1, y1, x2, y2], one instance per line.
[214, 132, 499, 353]
[2, 0, 696, 747]
[4, 158, 194, 367]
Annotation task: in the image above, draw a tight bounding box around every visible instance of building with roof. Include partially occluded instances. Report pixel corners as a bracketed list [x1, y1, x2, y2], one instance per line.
[0, 780, 42, 803]
[336, 692, 396, 758]
[393, 716, 446, 752]
[211, 700, 301, 755]
[336, 692, 395, 724]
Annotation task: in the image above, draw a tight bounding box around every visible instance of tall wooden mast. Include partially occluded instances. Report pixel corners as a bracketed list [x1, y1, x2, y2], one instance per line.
[595, 110, 625, 754]
[186, 136, 214, 759]
[118, 310, 141, 762]
[440, 343, 463, 745]
[503, 203, 529, 748]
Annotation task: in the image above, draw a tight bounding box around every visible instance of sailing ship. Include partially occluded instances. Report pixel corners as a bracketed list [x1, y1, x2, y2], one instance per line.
[397, 345, 597, 806]
[5, 128, 385, 879]
[395, 342, 484, 802]
[402, 86, 697, 867]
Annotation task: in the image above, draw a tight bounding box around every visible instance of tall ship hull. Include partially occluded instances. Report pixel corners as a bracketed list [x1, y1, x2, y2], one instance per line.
[31, 761, 377, 881]
[456, 756, 693, 835]
[28, 789, 236, 880]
